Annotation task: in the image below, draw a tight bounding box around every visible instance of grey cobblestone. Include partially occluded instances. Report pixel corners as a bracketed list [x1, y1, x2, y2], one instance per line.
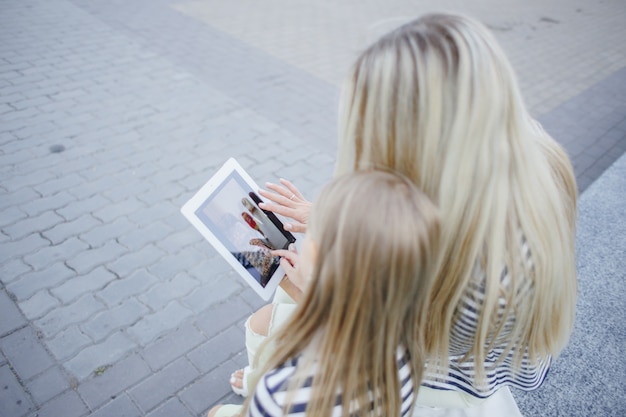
[0, 187, 40, 211]
[56, 194, 111, 221]
[20, 191, 75, 217]
[0, 233, 49, 264]
[127, 301, 194, 345]
[138, 274, 197, 310]
[127, 201, 180, 225]
[78, 353, 152, 410]
[0, 326, 54, 380]
[42, 213, 101, 245]
[81, 298, 149, 342]
[0, 364, 36, 417]
[107, 244, 166, 278]
[19, 290, 60, 321]
[141, 322, 206, 371]
[46, 325, 93, 362]
[34, 294, 105, 338]
[128, 357, 200, 413]
[64, 331, 138, 380]
[187, 326, 244, 374]
[79, 216, 136, 248]
[25, 365, 71, 406]
[92, 197, 147, 223]
[51, 267, 116, 304]
[178, 360, 236, 414]
[0, 258, 31, 284]
[34, 389, 88, 417]
[96, 268, 159, 307]
[33, 172, 86, 197]
[182, 276, 242, 314]
[117, 221, 174, 252]
[146, 247, 204, 281]
[66, 240, 127, 275]
[7, 262, 75, 301]
[153, 228, 202, 253]
[23, 236, 89, 271]
[0, 206, 27, 228]
[0, 289, 27, 336]
[90, 394, 143, 417]
[146, 397, 195, 417]
[2, 168, 53, 193]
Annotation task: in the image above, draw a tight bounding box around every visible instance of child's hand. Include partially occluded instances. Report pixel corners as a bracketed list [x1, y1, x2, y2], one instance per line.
[258, 179, 311, 233]
[272, 244, 306, 291]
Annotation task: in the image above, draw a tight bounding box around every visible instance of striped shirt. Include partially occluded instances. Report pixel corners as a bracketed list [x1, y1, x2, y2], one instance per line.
[247, 348, 415, 417]
[422, 240, 550, 398]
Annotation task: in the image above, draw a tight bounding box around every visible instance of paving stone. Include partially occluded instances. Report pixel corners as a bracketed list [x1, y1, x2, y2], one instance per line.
[34, 294, 105, 338]
[0, 233, 49, 264]
[79, 216, 136, 248]
[0, 326, 54, 380]
[0, 258, 31, 285]
[146, 397, 195, 417]
[32, 172, 85, 197]
[146, 246, 204, 281]
[25, 365, 71, 406]
[18, 289, 60, 320]
[0, 187, 40, 211]
[117, 221, 174, 252]
[90, 393, 143, 417]
[42, 213, 102, 245]
[0, 206, 27, 228]
[138, 274, 197, 310]
[46, 325, 93, 361]
[66, 240, 127, 275]
[20, 191, 75, 217]
[1, 210, 64, 241]
[64, 331, 138, 380]
[141, 322, 206, 371]
[154, 228, 202, 253]
[128, 357, 200, 413]
[127, 301, 194, 345]
[23, 236, 89, 271]
[96, 268, 159, 307]
[92, 197, 147, 224]
[50, 267, 116, 304]
[127, 201, 180, 226]
[0, 364, 36, 417]
[178, 360, 236, 414]
[186, 253, 233, 282]
[78, 353, 152, 410]
[187, 326, 244, 373]
[56, 194, 111, 221]
[35, 389, 88, 417]
[193, 298, 251, 339]
[0, 289, 27, 336]
[182, 275, 242, 314]
[7, 262, 75, 301]
[81, 298, 149, 342]
[107, 244, 166, 278]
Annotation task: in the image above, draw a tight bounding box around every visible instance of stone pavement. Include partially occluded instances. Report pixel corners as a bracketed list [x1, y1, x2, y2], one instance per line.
[0, 0, 624, 416]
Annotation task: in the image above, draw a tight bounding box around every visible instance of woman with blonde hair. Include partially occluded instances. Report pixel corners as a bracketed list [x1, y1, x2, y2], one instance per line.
[210, 170, 441, 417]
[228, 12, 577, 413]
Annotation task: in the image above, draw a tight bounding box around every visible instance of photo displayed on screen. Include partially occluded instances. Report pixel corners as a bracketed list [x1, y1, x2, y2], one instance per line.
[194, 172, 295, 287]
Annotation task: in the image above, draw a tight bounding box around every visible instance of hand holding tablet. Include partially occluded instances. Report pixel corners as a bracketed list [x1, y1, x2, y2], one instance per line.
[181, 158, 296, 300]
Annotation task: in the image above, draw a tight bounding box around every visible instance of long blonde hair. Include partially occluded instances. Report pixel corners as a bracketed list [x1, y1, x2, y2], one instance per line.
[336, 13, 577, 386]
[242, 170, 441, 417]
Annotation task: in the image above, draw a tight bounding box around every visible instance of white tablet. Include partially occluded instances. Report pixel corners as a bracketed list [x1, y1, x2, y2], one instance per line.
[181, 158, 296, 300]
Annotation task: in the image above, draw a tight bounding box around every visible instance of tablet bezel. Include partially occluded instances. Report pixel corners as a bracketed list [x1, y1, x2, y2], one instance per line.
[181, 158, 294, 300]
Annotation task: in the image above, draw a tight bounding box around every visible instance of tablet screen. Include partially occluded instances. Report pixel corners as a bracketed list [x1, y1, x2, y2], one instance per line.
[194, 171, 294, 287]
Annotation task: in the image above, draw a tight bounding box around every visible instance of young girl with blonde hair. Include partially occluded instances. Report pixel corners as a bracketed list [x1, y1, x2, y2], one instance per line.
[210, 170, 441, 417]
[228, 12, 578, 414]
